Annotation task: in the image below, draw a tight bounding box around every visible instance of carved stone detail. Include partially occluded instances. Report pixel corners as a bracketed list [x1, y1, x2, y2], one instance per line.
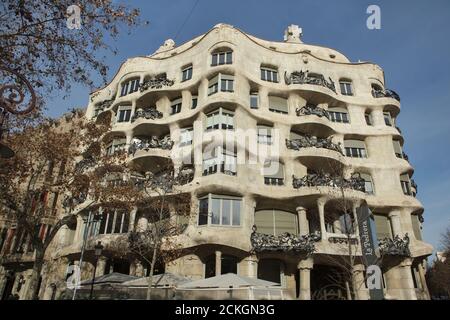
[128, 135, 174, 154]
[139, 74, 174, 92]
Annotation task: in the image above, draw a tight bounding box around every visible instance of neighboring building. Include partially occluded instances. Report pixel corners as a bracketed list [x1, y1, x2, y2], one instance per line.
[0, 24, 433, 300]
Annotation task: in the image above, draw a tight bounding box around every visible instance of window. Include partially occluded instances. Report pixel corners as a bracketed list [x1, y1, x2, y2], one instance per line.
[182, 65, 193, 82]
[255, 210, 298, 236]
[339, 80, 353, 96]
[383, 112, 393, 126]
[411, 215, 422, 240]
[208, 74, 234, 95]
[206, 107, 234, 130]
[328, 107, 350, 123]
[106, 138, 126, 156]
[250, 92, 259, 109]
[120, 79, 139, 96]
[180, 127, 193, 146]
[339, 212, 354, 234]
[191, 95, 198, 109]
[205, 254, 238, 278]
[344, 140, 367, 158]
[261, 67, 278, 83]
[365, 112, 373, 126]
[170, 98, 182, 115]
[211, 51, 232, 66]
[198, 194, 241, 226]
[268, 96, 288, 114]
[393, 139, 403, 158]
[203, 146, 237, 176]
[400, 173, 412, 195]
[373, 214, 392, 240]
[117, 106, 132, 123]
[98, 210, 130, 235]
[129, 79, 140, 94]
[257, 125, 272, 145]
[263, 160, 284, 185]
[360, 173, 374, 194]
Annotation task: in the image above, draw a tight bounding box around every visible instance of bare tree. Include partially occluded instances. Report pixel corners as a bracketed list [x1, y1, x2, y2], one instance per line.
[426, 226, 450, 299]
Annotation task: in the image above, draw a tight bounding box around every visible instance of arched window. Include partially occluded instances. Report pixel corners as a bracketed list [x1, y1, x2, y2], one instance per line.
[211, 48, 233, 66]
[255, 209, 298, 235]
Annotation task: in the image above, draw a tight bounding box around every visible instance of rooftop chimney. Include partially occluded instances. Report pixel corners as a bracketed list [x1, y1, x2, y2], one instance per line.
[284, 24, 303, 43]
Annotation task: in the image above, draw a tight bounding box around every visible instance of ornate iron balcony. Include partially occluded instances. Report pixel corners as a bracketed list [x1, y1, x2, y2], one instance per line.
[378, 234, 410, 257]
[250, 225, 321, 255]
[411, 179, 418, 195]
[139, 74, 174, 92]
[131, 107, 163, 123]
[128, 135, 174, 154]
[176, 166, 195, 185]
[292, 172, 366, 192]
[371, 88, 401, 102]
[285, 71, 336, 93]
[75, 156, 96, 173]
[286, 135, 343, 154]
[295, 103, 330, 119]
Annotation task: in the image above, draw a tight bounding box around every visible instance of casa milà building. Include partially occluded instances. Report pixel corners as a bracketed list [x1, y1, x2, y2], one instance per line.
[0, 23, 433, 300]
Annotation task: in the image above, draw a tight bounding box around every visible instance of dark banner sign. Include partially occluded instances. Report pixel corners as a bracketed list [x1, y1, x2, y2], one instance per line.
[357, 205, 384, 300]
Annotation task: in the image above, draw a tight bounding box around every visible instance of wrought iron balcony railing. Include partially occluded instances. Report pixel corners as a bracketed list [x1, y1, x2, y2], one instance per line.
[295, 103, 330, 119]
[371, 88, 401, 102]
[378, 234, 410, 257]
[286, 135, 343, 154]
[131, 107, 163, 123]
[250, 225, 321, 254]
[128, 136, 174, 154]
[285, 71, 336, 93]
[139, 74, 175, 92]
[293, 172, 366, 192]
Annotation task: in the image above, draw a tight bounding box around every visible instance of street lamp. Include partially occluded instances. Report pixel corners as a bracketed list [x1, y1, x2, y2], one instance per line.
[89, 241, 104, 300]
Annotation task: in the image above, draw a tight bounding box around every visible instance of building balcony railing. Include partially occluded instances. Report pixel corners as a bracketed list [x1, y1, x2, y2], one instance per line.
[285, 71, 336, 93]
[411, 179, 418, 196]
[139, 74, 175, 92]
[371, 88, 401, 102]
[131, 107, 163, 123]
[203, 164, 236, 177]
[250, 225, 321, 254]
[295, 103, 330, 120]
[292, 172, 366, 192]
[378, 234, 410, 257]
[286, 135, 343, 154]
[128, 136, 174, 154]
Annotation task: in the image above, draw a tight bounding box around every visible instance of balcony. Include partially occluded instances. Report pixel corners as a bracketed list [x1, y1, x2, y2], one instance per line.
[285, 71, 336, 93]
[131, 107, 163, 123]
[292, 172, 365, 192]
[139, 74, 174, 92]
[378, 234, 411, 257]
[264, 177, 284, 186]
[371, 88, 401, 102]
[286, 135, 343, 155]
[128, 136, 174, 155]
[250, 225, 321, 254]
[295, 104, 330, 120]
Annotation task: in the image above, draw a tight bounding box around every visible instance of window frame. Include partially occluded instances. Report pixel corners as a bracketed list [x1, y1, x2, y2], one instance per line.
[205, 107, 234, 131]
[117, 106, 132, 123]
[339, 80, 353, 96]
[261, 67, 279, 83]
[198, 194, 242, 227]
[211, 51, 233, 66]
[202, 145, 237, 176]
[181, 65, 193, 82]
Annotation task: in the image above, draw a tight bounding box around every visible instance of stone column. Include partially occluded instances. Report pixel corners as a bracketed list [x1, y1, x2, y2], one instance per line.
[297, 258, 313, 300]
[215, 251, 222, 276]
[134, 260, 145, 277]
[317, 198, 327, 240]
[399, 259, 417, 300]
[296, 206, 309, 236]
[242, 255, 258, 278]
[95, 256, 108, 277]
[389, 210, 402, 236]
[417, 262, 430, 300]
[128, 208, 138, 232]
[353, 264, 369, 300]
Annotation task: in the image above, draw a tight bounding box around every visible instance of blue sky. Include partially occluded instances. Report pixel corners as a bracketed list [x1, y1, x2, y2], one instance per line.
[47, 0, 450, 253]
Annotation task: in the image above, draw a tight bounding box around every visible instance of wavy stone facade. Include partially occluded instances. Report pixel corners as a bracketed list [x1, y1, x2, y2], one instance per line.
[0, 24, 433, 300]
